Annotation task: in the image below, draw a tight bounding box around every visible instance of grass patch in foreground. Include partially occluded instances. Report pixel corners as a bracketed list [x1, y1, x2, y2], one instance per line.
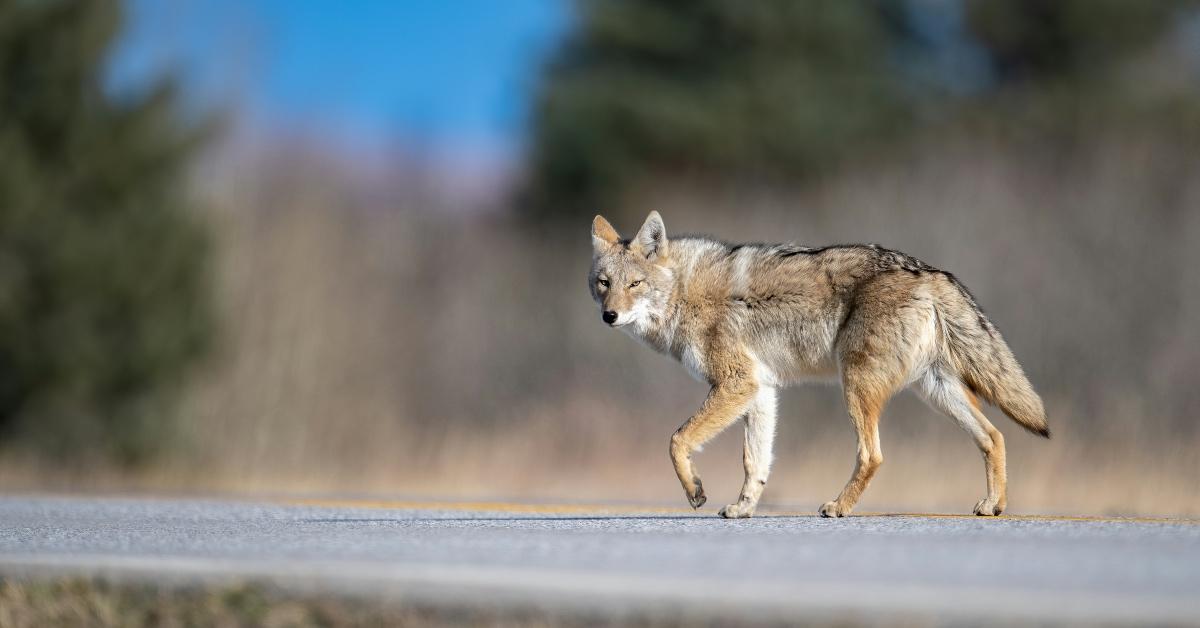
[0, 577, 847, 628]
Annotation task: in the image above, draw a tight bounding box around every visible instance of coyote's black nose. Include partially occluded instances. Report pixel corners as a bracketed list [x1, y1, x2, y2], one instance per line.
[602, 310, 618, 325]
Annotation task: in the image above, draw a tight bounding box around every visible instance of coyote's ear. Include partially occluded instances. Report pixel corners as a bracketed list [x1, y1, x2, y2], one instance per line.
[592, 215, 621, 252]
[630, 211, 668, 261]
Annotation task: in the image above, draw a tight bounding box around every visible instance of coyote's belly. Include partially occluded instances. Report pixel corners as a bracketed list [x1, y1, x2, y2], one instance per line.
[669, 309, 844, 387]
[744, 320, 841, 386]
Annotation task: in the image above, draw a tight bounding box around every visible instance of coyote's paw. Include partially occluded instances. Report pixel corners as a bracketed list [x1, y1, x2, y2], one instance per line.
[686, 479, 706, 509]
[819, 500, 850, 518]
[973, 498, 1004, 516]
[718, 502, 754, 519]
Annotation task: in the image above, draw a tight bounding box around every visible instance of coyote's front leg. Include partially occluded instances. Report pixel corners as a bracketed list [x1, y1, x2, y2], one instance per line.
[670, 374, 757, 511]
[719, 386, 777, 519]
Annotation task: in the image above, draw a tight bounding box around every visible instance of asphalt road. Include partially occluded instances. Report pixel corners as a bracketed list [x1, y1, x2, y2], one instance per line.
[1, 496, 1198, 625]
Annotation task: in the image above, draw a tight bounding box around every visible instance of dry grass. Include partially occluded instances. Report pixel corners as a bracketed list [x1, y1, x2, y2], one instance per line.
[0, 577, 830, 628]
[2, 130, 1197, 517]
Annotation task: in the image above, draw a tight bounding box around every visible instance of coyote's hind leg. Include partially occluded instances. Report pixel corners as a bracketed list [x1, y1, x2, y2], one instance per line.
[819, 368, 890, 518]
[920, 368, 1007, 515]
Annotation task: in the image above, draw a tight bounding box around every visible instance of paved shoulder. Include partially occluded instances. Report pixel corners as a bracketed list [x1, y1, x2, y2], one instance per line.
[1, 496, 1197, 625]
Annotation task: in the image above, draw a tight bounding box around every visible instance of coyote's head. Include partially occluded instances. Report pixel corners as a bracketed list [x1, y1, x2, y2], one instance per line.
[589, 211, 673, 331]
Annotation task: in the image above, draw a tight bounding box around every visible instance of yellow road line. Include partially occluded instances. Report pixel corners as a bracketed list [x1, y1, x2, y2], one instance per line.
[285, 498, 692, 515]
[848, 512, 1200, 525]
[280, 498, 1199, 524]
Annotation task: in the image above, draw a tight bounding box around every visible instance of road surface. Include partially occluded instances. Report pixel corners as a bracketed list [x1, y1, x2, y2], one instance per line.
[1, 496, 1198, 625]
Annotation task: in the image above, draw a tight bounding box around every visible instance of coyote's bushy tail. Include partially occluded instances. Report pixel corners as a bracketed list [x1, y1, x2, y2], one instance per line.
[936, 275, 1050, 438]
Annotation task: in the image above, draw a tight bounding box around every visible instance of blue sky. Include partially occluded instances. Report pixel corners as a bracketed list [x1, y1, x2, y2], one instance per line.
[108, 0, 570, 156]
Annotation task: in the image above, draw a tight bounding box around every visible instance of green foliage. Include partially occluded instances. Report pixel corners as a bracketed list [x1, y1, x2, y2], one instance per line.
[0, 0, 214, 464]
[960, 0, 1200, 144]
[965, 0, 1184, 85]
[522, 0, 1200, 223]
[523, 0, 914, 221]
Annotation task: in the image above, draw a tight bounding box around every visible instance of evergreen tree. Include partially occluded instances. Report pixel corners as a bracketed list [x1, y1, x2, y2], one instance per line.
[965, 0, 1185, 85]
[521, 0, 1198, 223]
[522, 0, 916, 222]
[0, 0, 214, 464]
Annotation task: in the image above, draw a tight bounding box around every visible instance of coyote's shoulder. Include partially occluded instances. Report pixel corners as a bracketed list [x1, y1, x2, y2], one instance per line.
[590, 212, 1048, 519]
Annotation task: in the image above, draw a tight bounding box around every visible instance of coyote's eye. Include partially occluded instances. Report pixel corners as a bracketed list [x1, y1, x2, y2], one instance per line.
[628, 280, 642, 288]
[598, 278, 609, 288]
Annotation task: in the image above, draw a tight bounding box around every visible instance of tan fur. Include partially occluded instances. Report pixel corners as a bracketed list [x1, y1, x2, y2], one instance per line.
[590, 212, 1048, 518]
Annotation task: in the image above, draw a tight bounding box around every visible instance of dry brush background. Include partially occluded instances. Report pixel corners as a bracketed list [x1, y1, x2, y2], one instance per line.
[4, 1, 1200, 517]
[8, 127, 1196, 517]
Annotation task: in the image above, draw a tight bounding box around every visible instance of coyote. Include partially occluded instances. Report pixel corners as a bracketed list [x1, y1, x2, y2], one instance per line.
[589, 212, 1049, 518]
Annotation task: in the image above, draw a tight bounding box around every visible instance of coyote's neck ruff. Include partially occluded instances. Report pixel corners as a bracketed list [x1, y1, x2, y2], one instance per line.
[590, 212, 1048, 519]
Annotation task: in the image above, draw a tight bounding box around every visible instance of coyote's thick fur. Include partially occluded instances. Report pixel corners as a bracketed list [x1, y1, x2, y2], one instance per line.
[589, 212, 1048, 518]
